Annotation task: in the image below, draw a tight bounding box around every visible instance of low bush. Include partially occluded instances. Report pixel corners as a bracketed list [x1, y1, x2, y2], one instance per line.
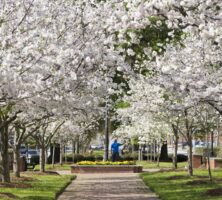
[120, 152, 138, 161]
[194, 147, 221, 157]
[168, 154, 188, 162]
[63, 154, 103, 163]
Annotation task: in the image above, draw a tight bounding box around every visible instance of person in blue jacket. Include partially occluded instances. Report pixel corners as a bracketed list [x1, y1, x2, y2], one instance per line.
[111, 139, 123, 162]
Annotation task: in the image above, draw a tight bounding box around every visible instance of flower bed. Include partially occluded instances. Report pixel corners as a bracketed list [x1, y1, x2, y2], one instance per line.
[77, 161, 135, 165]
[71, 161, 142, 173]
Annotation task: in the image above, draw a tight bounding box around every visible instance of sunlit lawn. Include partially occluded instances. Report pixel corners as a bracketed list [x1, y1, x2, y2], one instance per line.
[137, 161, 187, 169]
[141, 169, 222, 200]
[0, 173, 75, 200]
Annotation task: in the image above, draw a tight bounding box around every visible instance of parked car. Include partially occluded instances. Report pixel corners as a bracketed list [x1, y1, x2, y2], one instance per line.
[26, 150, 39, 167]
[90, 144, 104, 150]
[20, 144, 27, 156]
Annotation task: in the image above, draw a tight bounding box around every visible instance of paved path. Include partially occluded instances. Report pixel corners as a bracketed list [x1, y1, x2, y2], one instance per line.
[57, 173, 160, 200]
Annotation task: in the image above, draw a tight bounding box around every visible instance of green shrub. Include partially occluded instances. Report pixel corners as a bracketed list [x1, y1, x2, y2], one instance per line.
[95, 155, 103, 161]
[194, 147, 221, 157]
[63, 154, 103, 163]
[168, 154, 188, 162]
[121, 152, 138, 161]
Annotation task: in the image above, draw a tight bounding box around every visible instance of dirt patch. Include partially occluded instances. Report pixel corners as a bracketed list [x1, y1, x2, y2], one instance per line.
[11, 176, 36, 182]
[167, 175, 188, 180]
[35, 171, 60, 175]
[195, 175, 208, 179]
[25, 171, 60, 176]
[187, 180, 209, 185]
[0, 182, 32, 188]
[0, 192, 18, 199]
[206, 188, 222, 196]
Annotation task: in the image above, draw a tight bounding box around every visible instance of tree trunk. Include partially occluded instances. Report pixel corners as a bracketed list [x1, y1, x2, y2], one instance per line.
[40, 146, 45, 172]
[52, 143, 55, 168]
[172, 124, 179, 169]
[72, 140, 75, 163]
[211, 131, 214, 157]
[60, 143, 63, 166]
[160, 141, 168, 161]
[76, 136, 80, 154]
[153, 141, 156, 162]
[45, 148, 48, 164]
[173, 135, 178, 169]
[207, 144, 212, 181]
[64, 145, 67, 163]
[187, 137, 193, 176]
[13, 146, 21, 177]
[157, 143, 161, 167]
[0, 126, 10, 182]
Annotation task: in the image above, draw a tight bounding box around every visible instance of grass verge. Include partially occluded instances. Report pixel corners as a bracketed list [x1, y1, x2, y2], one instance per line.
[141, 169, 222, 200]
[136, 161, 187, 169]
[34, 164, 72, 171]
[0, 172, 75, 200]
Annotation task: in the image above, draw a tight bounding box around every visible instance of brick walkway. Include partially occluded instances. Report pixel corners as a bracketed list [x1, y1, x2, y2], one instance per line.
[57, 173, 160, 200]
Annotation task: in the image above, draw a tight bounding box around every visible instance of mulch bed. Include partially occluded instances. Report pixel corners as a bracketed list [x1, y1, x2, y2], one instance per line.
[186, 180, 210, 185]
[0, 182, 31, 188]
[166, 175, 188, 180]
[11, 176, 36, 182]
[25, 171, 60, 176]
[206, 188, 222, 196]
[0, 193, 18, 199]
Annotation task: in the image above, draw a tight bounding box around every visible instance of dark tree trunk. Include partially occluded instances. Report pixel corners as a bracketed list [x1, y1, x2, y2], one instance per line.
[13, 145, 21, 177]
[172, 124, 179, 169]
[52, 143, 55, 167]
[211, 131, 214, 156]
[40, 146, 45, 172]
[60, 143, 63, 166]
[76, 136, 80, 154]
[0, 126, 10, 182]
[160, 141, 168, 161]
[187, 136, 193, 176]
[72, 140, 75, 162]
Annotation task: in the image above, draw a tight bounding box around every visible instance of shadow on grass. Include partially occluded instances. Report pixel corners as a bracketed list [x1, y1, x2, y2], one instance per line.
[22, 196, 54, 200]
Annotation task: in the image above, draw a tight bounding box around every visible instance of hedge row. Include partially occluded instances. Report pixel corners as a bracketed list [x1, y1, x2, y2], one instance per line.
[63, 153, 138, 163]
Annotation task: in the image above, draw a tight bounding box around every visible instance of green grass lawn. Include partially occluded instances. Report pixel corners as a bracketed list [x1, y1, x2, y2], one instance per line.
[137, 161, 187, 169]
[0, 173, 75, 200]
[141, 169, 222, 200]
[92, 150, 104, 157]
[34, 164, 72, 171]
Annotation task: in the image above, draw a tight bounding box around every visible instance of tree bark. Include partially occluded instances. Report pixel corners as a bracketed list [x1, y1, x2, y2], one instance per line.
[172, 124, 179, 169]
[160, 141, 168, 161]
[0, 126, 10, 182]
[76, 136, 80, 154]
[187, 136, 193, 176]
[211, 131, 214, 156]
[207, 144, 212, 181]
[40, 146, 45, 172]
[60, 143, 63, 166]
[13, 146, 21, 177]
[45, 149, 48, 164]
[72, 140, 75, 163]
[52, 143, 55, 168]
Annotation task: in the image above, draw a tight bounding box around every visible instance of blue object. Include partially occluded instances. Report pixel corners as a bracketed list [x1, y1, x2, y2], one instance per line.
[111, 142, 121, 153]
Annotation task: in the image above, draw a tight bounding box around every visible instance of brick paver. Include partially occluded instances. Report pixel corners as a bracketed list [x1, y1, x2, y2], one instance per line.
[57, 173, 160, 200]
